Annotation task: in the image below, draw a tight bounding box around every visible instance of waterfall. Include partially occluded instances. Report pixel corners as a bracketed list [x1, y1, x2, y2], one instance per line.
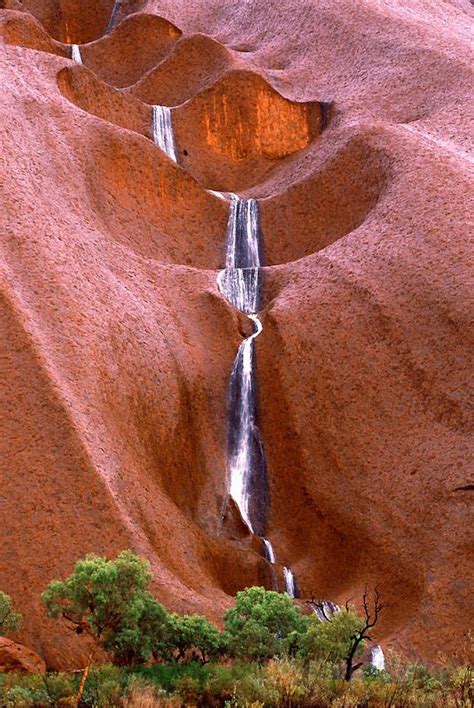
[217, 269, 260, 316]
[283, 567, 297, 598]
[224, 197, 261, 270]
[218, 196, 298, 593]
[218, 196, 268, 536]
[217, 196, 262, 313]
[107, 0, 121, 32]
[152, 105, 178, 163]
[227, 315, 267, 533]
[70, 44, 82, 64]
[370, 645, 385, 671]
[309, 600, 340, 622]
[263, 538, 276, 564]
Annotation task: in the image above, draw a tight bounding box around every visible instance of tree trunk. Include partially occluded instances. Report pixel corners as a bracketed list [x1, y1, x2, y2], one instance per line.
[344, 641, 362, 681]
[76, 650, 94, 706]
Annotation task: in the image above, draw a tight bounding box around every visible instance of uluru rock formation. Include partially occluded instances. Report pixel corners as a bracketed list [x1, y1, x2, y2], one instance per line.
[1, 0, 473, 670]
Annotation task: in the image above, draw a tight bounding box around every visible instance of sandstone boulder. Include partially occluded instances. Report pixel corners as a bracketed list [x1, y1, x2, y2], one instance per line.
[0, 638, 46, 674]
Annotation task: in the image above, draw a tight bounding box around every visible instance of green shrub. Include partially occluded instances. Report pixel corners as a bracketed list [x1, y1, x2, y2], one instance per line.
[0, 673, 56, 707]
[167, 613, 226, 664]
[131, 661, 210, 693]
[184, 663, 262, 707]
[299, 607, 366, 670]
[80, 664, 125, 706]
[0, 591, 22, 636]
[404, 662, 443, 692]
[42, 550, 170, 666]
[224, 587, 308, 662]
[2, 685, 37, 707]
[110, 594, 171, 666]
[40, 672, 74, 704]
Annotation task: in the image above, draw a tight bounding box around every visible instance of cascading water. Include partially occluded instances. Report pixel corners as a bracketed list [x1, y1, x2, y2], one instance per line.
[308, 600, 340, 622]
[218, 196, 268, 536]
[226, 315, 266, 533]
[283, 567, 297, 598]
[107, 0, 121, 32]
[218, 269, 260, 316]
[218, 195, 299, 593]
[70, 44, 82, 64]
[263, 538, 276, 564]
[217, 197, 261, 313]
[370, 645, 385, 671]
[152, 105, 178, 163]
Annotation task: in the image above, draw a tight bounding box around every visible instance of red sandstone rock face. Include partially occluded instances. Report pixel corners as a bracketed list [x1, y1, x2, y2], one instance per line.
[0, 638, 46, 673]
[1, 0, 473, 669]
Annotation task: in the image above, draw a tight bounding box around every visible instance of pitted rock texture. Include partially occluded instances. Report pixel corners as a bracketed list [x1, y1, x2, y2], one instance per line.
[1, 0, 473, 669]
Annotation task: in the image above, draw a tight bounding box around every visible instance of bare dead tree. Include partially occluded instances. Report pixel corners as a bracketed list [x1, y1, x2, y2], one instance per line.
[306, 587, 385, 681]
[343, 587, 385, 681]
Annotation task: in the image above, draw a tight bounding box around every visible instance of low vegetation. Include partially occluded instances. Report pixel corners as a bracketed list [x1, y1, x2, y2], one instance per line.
[0, 551, 471, 706]
[0, 593, 22, 637]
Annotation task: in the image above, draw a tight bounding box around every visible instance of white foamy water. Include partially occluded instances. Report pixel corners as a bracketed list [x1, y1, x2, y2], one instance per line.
[152, 105, 178, 162]
[217, 196, 262, 314]
[284, 567, 296, 598]
[70, 44, 82, 64]
[219, 196, 301, 596]
[217, 268, 260, 314]
[228, 314, 263, 532]
[263, 538, 276, 563]
[309, 600, 340, 622]
[225, 196, 261, 270]
[370, 645, 385, 671]
[220, 195, 268, 535]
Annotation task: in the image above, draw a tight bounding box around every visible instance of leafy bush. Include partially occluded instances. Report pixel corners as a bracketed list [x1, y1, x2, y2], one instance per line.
[80, 664, 124, 706]
[224, 587, 308, 661]
[0, 673, 56, 707]
[2, 685, 37, 707]
[448, 665, 474, 706]
[0, 591, 22, 636]
[179, 663, 264, 707]
[109, 594, 171, 666]
[41, 672, 75, 704]
[167, 613, 225, 664]
[42, 550, 170, 665]
[130, 661, 210, 693]
[299, 608, 365, 665]
[0, 660, 472, 707]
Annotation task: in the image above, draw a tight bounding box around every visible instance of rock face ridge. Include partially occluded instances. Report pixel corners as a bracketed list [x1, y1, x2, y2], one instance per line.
[1, 0, 473, 669]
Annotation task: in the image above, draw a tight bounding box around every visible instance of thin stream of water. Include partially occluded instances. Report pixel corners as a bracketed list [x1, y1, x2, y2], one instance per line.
[70, 44, 82, 63]
[152, 105, 178, 162]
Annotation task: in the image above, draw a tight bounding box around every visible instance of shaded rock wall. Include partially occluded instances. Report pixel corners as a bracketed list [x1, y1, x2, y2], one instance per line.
[1, 0, 473, 668]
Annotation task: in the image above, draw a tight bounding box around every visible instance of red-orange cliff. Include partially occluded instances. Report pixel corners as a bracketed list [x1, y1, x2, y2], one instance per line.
[0, 0, 472, 669]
